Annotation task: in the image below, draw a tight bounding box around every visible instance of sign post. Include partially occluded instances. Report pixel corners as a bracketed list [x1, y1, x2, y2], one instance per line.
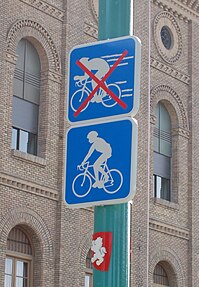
[93, 1, 134, 286]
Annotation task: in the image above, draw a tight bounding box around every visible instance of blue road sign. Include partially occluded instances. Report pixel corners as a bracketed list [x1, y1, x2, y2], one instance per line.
[67, 36, 141, 124]
[64, 118, 138, 208]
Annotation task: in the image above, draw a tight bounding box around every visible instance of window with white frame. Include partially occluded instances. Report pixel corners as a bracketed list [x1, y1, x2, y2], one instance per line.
[85, 249, 93, 287]
[153, 102, 172, 201]
[4, 226, 33, 287]
[12, 38, 41, 156]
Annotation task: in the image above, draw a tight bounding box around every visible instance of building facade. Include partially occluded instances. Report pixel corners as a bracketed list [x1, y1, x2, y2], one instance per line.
[0, 0, 198, 286]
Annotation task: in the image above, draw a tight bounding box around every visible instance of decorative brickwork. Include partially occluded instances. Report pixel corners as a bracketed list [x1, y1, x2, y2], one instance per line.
[149, 247, 185, 286]
[7, 19, 61, 72]
[153, 11, 183, 64]
[150, 85, 189, 131]
[0, 207, 54, 258]
[84, 21, 98, 39]
[151, 57, 190, 84]
[19, 0, 65, 21]
[0, 172, 58, 201]
[149, 219, 189, 240]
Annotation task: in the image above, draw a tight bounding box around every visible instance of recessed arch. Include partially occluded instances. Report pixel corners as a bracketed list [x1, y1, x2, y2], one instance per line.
[149, 247, 185, 286]
[6, 19, 61, 72]
[150, 85, 189, 132]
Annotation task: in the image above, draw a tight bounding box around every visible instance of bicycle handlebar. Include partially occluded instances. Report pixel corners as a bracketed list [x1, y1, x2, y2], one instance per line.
[77, 162, 89, 171]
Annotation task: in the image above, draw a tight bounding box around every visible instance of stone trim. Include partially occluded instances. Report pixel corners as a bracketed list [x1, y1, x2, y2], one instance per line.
[150, 85, 189, 131]
[149, 219, 189, 240]
[84, 21, 98, 39]
[152, 0, 199, 22]
[19, 0, 64, 21]
[42, 69, 62, 84]
[7, 19, 61, 72]
[153, 198, 180, 210]
[151, 57, 190, 84]
[4, 52, 18, 65]
[172, 127, 190, 138]
[0, 172, 58, 201]
[11, 149, 47, 166]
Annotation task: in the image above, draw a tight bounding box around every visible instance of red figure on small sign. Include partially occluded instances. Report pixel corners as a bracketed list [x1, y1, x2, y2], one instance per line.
[91, 232, 112, 271]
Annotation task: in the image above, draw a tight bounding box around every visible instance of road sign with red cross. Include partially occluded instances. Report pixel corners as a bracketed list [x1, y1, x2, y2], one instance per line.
[67, 36, 141, 124]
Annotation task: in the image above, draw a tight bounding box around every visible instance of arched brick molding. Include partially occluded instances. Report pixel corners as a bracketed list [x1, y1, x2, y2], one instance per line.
[149, 247, 186, 287]
[79, 228, 93, 267]
[150, 85, 189, 132]
[0, 207, 54, 287]
[0, 207, 53, 257]
[78, 228, 93, 286]
[6, 19, 61, 72]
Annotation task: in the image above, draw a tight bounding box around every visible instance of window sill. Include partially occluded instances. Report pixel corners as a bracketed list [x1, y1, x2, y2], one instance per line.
[11, 149, 46, 167]
[154, 197, 179, 210]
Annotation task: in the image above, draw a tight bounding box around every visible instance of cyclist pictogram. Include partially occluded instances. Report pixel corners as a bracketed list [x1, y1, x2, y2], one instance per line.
[67, 36, 141, 123]
[64, 118, 138, 208]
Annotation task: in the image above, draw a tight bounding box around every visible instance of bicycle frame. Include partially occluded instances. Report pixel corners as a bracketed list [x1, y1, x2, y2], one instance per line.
[80, 161, 112, 185]
[76, 79, 107, 100]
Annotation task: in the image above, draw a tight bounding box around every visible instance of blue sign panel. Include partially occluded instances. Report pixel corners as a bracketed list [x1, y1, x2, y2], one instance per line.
[64, 118, 138, 208]
[67, 36, 141, 124]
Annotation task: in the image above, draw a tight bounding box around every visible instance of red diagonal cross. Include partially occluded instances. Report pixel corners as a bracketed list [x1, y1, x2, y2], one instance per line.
[74, 50, 128, 117]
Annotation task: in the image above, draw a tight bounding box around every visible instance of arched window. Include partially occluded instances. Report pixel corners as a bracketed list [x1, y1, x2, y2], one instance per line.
[85, 249, 93, 287]
[4, 226, 33, 287]
[12, 38, 41, 156]
[153, 102, 172, 201]
[153, 263, 169, 286]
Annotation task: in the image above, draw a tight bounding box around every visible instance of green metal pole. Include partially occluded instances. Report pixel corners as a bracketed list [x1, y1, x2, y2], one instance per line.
[94, 1, 132, 287]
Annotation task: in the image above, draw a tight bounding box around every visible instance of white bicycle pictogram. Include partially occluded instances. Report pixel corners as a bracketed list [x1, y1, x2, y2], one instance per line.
[72, 161, 123, 198]
[70, 77, 121, 112]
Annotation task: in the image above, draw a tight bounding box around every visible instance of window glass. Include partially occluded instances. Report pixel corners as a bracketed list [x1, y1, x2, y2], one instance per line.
[12, 128, 37, 156]
[19, 130, 29, 153]
[153, 263, 169, 285]
[11, 128, 18, 149]
[154, 175, 170, 201]
[5, 258, 13, 275]
[154, 102, 171, 157]
[161, 26, 172, 50]
[12, 38, 41, 156]
[4, 275, 12, 287]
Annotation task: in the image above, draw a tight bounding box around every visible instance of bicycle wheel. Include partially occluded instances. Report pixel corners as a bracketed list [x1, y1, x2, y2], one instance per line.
[102, 83, 121, 108]
[72, 173, 92, 198]
[103, 169, 123, 194]
[70, 89, 90, 112]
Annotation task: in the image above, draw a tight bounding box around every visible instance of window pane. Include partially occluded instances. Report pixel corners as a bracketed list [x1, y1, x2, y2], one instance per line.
[154, 102, 172, 157]
[85, 275, 90, 287]
[154, 175, 170, 201]
[5, 258, 13, 275]
[16, 261, 28, 277]
[12, 96, 39, 134]
[19, 130, 29, 153]
[4, 275, 12, 287]
[27, 132, 37, 155]
[11, 128, 18, 149]
[16, 277, 23, 287]
[161, 178, 170, 201]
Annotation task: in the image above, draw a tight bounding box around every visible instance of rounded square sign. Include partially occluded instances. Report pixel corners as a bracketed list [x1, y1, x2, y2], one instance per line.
[64, 118, 138, 208]
[67, 36, 141, 124]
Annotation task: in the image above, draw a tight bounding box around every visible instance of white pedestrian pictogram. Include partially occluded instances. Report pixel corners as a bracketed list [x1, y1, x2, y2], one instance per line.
[91, 237, 107, 266]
